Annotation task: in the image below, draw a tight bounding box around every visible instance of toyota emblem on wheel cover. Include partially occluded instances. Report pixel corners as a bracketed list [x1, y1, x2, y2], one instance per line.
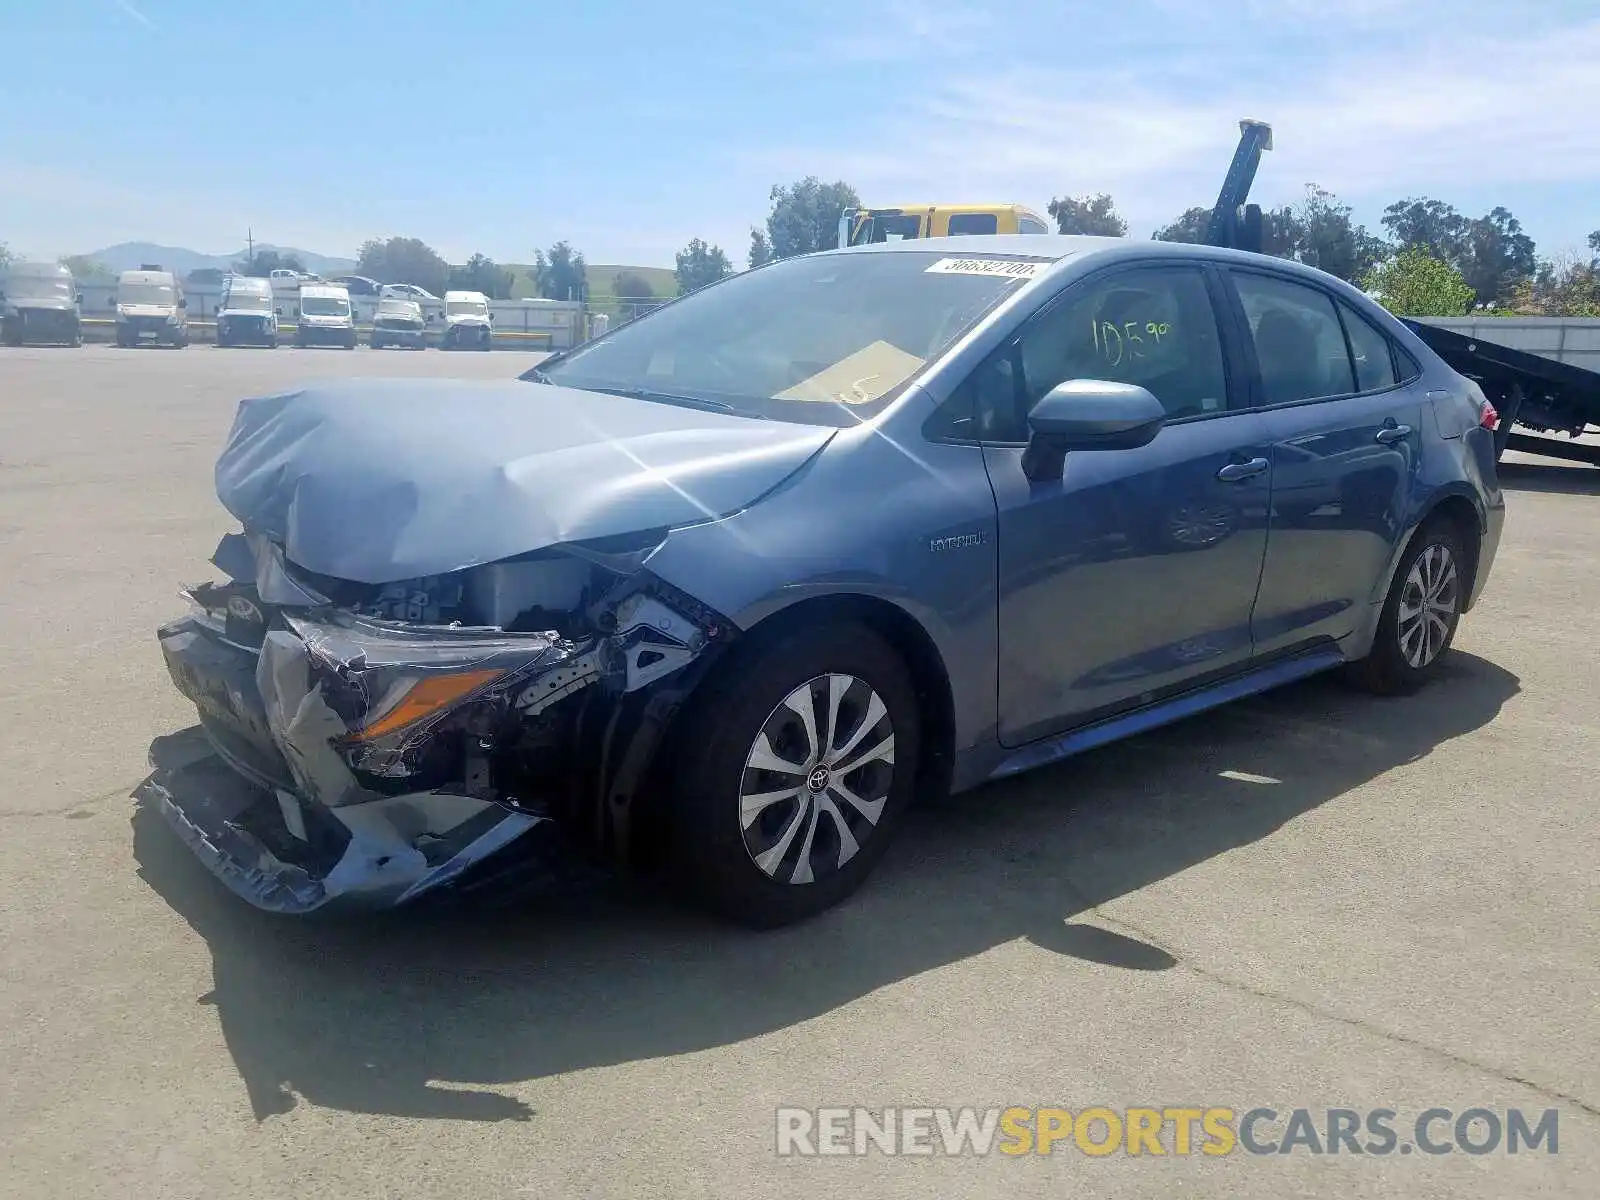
[226, 595, 262, 623]
[806, 767, 830, 793]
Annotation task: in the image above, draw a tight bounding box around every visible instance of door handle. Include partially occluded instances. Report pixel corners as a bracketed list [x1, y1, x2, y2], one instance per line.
[1375, 424, 1412, 444]
[1216, 457, 1270, 482]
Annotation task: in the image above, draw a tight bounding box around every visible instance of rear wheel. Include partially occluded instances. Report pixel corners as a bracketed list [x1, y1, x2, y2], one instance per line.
[668, 622, 919, 927]
[1347, 521, 1468, 695]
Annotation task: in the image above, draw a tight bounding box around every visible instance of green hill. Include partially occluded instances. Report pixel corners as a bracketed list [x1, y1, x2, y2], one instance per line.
[505, 262, 677, 312]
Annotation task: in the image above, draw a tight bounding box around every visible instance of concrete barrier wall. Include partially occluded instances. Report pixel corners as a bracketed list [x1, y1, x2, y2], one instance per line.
[74, 281, 584, 348]
[1411, 317, 1600, 374]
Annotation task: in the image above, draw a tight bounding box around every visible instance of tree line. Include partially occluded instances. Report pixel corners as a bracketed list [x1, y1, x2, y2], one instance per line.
[740, 178, 1599, 318]
[13, 183, 1593, 318]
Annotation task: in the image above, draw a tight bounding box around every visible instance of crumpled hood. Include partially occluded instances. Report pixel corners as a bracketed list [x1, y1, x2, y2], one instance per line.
[214, 378, 836, 584]
[445, 314, 490, 326]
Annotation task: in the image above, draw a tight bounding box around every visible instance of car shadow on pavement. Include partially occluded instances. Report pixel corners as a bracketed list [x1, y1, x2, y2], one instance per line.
[1496, 458, 1600, 496]
[132, 652, 1519, 1124]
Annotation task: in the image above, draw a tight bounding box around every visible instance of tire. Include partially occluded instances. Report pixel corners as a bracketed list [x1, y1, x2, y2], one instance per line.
[667, 622, 920, 927]
[1346, 520, 1469, 696]
[370, 335, 384, 350]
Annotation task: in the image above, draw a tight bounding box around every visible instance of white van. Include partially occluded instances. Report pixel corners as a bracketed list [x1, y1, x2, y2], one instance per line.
[216, 276, 279, 348]
[440, 289, 493, 350]
[294, 283, 356, 349]
[115, 268, 187, 347]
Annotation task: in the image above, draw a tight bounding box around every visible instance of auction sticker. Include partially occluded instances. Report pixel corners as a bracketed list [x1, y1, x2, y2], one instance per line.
[924, 257, 1047, 279]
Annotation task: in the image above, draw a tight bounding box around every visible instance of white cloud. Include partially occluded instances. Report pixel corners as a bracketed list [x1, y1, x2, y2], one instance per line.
[756, 12, 1600, 234]
[790, 0, 994, 64]
[112, 0, 155, 30]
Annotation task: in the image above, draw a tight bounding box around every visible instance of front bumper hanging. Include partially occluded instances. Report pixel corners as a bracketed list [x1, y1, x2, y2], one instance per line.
[140, 554, 723, 913]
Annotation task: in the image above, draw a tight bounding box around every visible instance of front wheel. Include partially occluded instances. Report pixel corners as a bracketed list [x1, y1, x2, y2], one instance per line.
[668, 623, 919, 927]
[1347, 521, 1468, 695]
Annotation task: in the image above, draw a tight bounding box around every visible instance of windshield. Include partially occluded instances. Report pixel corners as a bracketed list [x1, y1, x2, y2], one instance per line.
[224, 292, 271, 312]
[531, 250, 1043, 425]
[447, 299, 488, 316]
[120, 282, 175, 305]
[379, 299, 419, 317]
[850, 213, 924, 245]
[6, 275, 73, 301]
[301, 296, 350, 316]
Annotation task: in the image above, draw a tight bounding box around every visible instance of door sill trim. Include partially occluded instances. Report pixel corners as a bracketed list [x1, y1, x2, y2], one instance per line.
[988, 646, 1346, 781]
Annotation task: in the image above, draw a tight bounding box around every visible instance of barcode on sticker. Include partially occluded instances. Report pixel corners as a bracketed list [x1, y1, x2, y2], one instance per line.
[924, 258, 1047, 280]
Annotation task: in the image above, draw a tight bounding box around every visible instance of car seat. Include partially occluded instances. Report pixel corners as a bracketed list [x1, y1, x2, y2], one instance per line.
[1254, 309, 1326, 404]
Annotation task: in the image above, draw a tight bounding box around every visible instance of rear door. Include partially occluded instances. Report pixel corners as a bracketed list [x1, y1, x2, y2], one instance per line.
[1220, 269, 1425, 656]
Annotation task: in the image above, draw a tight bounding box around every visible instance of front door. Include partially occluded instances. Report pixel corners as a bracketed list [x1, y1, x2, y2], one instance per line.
[1222, 269, 1426, 656]
[981, 263, 1275, 747]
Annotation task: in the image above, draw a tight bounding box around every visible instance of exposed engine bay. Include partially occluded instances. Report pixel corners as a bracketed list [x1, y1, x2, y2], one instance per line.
[140, 528, 732, 913]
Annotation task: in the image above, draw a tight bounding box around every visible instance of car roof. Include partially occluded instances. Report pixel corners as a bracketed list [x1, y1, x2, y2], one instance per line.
[827, 234, 1124, 260]
[300, 283, 347, 296]
[444, 290, 487, 301]
[823, 233, 1375, 292]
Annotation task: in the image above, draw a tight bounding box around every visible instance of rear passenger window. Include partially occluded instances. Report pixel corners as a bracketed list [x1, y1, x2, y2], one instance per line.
[1233, 273, 1357, 405]
[1338, 302, 1398, 392]
[1018, 216, 1051, 235]
[948, 213, 999, 235]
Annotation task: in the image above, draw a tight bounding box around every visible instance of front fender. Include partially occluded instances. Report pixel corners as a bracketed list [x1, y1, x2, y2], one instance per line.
[642, 420, 1001, 757]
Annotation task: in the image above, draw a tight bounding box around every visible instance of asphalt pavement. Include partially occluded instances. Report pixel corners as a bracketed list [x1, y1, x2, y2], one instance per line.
[1, 345, 1595, 1198]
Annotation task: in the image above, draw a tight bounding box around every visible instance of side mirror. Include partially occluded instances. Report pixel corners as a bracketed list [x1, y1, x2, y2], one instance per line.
[177, 297, 188, 310]
[487, 312, 494, 322]
[1020, 380, 1165, 482]
[76, 292, 84, 305]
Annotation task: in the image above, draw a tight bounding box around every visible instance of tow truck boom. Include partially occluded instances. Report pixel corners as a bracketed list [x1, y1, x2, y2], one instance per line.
[1204, 119, 1274, 253]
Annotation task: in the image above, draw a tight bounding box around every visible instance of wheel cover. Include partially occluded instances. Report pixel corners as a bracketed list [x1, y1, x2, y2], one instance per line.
[738, 673, 895, 886]
[1397, 542, 1459, 669]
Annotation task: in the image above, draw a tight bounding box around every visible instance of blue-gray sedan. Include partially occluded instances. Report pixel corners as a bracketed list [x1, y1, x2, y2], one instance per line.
[144, 235, 1504, 926]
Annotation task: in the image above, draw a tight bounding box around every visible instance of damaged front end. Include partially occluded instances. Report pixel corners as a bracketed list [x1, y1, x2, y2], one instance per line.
[140, 530, 730, 913]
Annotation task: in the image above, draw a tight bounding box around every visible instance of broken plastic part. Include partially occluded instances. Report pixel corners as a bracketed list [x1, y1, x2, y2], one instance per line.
[149, 524, 732, 911]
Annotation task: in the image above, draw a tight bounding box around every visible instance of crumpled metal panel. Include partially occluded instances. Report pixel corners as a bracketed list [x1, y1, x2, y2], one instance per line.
[212, 378, 835, 584]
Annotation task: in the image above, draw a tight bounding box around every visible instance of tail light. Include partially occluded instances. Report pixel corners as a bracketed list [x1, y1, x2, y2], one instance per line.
[1463, 380, 1498, 430]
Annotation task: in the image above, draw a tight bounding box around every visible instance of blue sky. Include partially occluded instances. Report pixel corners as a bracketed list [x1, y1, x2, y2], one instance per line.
[2, 0, 1597, 267]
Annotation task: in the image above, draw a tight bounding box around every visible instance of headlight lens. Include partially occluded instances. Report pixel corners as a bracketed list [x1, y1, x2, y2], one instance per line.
[347, 670, 507, 743]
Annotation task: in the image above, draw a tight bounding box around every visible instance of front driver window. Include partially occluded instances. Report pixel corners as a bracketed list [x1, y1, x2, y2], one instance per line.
[1008, 267, 1230, 440]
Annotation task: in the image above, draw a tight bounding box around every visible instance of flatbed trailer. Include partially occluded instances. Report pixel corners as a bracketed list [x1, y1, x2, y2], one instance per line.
[1402, 320, 1600, 465]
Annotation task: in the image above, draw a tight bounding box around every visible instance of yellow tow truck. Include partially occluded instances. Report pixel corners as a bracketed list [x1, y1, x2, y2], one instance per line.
[837, 203, 1052, 247]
